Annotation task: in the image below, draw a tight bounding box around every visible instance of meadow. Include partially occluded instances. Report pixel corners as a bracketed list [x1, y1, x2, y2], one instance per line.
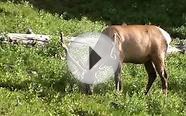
[0, 1, 186, 115]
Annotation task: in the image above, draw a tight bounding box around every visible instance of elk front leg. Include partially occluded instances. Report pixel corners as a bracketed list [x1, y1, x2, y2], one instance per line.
[114, 63, 122, 91]
[84, 84, 94, 95]
[144, 61, 157, 95]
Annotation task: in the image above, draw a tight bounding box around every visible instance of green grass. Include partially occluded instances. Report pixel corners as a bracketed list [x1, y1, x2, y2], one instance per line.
[0, 1, 186, 116]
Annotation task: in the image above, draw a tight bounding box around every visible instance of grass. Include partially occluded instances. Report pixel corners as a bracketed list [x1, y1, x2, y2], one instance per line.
[0, 1, 186, 116]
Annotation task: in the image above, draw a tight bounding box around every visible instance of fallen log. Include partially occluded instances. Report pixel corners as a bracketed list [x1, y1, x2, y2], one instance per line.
[6, 33, 50, 45]
[0, 29, 50, 46]
[175, 40, 186, 54]
[167, 40, 186, 54]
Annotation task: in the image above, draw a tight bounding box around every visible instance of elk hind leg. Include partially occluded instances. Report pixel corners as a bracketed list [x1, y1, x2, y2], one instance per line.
[152, 55, 168, 95]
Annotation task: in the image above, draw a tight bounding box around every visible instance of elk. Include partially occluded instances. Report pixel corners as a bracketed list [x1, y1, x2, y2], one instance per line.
[60, 25, 180, 95]
[102, 25, 171, 95]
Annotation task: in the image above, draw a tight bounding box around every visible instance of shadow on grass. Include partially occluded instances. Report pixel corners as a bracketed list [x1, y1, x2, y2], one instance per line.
[92, 78, 147, 97]
[1, 0, 186, 28]
[1, 73, 185, 98]
[0, 81, 28, 91]
[169, 77, 186, 93]
[0, 72, 78, 97]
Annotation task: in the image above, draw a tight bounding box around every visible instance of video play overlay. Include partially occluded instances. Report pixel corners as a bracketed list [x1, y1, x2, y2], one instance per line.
[67, 32, 120, 84]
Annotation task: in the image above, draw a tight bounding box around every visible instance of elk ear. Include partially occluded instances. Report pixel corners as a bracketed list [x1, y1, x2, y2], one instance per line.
[122, 23, 127, 26]
[59, 32, 68, 60]
[113, 33, 120, 44]
[60, 32, 68, 52]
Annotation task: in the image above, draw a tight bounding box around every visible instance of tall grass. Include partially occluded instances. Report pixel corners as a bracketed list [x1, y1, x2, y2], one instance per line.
[0, 1, 185, 115]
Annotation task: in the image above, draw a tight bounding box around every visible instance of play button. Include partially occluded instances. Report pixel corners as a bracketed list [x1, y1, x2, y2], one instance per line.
[67, 32, 120, 84]
[89, 46, 101, 70]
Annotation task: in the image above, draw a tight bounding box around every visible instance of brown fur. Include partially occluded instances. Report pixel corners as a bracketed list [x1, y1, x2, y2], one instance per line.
[102, 25, 168, 95]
